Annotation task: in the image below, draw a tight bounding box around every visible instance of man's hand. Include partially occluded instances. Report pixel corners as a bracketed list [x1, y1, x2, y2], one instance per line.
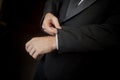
[25, 36, 56, 59]
[42, 13, 62, 35]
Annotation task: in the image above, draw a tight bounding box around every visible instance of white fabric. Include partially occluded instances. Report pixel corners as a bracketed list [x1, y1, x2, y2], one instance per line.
[78, 0, 84, 6]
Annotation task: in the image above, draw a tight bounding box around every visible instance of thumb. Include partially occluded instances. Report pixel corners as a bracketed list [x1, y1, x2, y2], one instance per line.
[52, 17, 62, 29]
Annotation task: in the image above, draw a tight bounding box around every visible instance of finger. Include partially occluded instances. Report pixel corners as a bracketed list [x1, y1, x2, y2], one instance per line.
[29, 48, 36, 56]
[44, 27, 57, 35]
[32, 51, 40, 59]
[42, 25, 46, 30]
[26, 45, 33, 53]
[42, 17, 60, 35]
[42, 23, 57, 35]
[25, 41, 31, 51]
[52, 17, 62, 29]
[42, 19, 51, 30]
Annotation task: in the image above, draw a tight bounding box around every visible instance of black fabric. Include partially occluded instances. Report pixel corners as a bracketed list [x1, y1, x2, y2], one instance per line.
[33, 60, 47, 80]
[34, 0, 120, 80]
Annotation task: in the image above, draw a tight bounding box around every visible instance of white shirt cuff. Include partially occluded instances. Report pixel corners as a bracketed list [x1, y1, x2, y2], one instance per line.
[56, 34, 59, 50]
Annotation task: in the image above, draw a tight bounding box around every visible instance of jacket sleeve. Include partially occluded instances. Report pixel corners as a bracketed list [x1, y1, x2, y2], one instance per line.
[57, 3, 120, 53]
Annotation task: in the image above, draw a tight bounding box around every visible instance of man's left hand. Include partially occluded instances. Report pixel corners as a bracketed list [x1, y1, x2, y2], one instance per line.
[25, 36, 56, 59]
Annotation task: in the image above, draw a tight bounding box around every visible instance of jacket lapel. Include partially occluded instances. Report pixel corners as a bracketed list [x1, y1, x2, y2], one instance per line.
[62, 0, 96, 22]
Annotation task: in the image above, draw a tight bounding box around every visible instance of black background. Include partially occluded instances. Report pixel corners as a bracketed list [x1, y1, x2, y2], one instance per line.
[0, 0, 46, 80]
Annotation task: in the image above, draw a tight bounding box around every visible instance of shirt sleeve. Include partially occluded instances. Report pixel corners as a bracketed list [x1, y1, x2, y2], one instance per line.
[56, 34, 59, 50]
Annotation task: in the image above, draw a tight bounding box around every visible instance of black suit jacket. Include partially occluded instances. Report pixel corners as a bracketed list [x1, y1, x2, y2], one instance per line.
[38, 0, 120, 79]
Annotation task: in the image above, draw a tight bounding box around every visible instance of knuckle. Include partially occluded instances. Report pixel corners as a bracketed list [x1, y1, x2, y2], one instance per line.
[53, 17, 57, 20]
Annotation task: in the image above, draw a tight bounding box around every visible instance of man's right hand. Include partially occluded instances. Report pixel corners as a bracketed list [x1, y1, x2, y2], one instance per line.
[42, 13, 62, 35]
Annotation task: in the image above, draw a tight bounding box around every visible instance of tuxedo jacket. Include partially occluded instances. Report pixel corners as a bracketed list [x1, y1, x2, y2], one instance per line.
[37, 0, 120, 79]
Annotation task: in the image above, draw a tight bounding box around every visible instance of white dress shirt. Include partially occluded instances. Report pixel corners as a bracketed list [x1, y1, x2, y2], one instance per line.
[78, 0, 84, 6]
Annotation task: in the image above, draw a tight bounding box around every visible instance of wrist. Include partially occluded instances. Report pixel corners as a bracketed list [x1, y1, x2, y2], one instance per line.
[48, 36, 57, 50]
